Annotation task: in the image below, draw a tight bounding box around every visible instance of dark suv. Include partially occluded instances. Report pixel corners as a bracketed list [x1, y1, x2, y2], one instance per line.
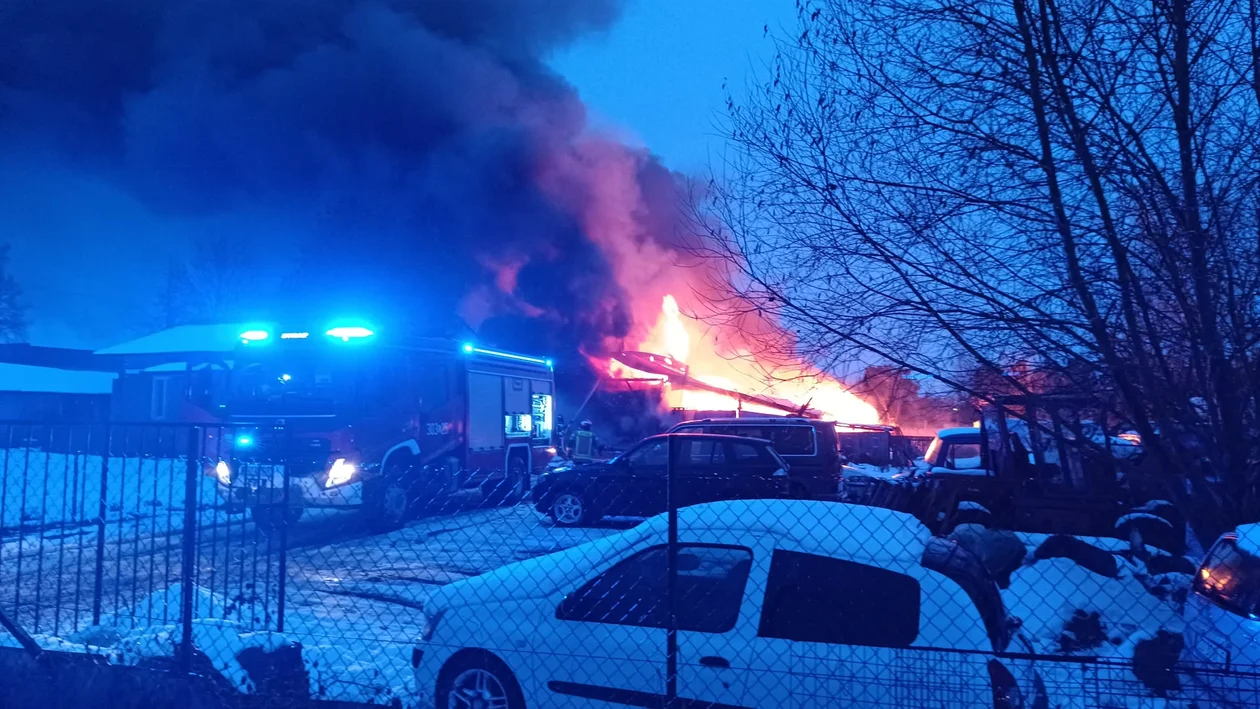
[533, 433, 792, 526]
[667, 417, 842, 498]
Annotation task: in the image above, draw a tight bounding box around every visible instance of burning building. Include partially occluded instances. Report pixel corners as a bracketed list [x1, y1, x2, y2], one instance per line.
[596, 295, 879, 428]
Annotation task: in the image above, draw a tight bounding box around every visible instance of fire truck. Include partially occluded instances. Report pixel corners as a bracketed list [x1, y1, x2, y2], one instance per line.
[207, 324, 556, 531]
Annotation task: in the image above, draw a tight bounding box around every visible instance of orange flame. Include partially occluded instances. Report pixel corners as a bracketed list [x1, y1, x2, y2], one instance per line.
[614, 295, 880, 424]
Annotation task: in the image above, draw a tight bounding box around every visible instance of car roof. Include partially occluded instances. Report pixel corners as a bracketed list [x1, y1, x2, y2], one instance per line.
[425, 499, 931, 613]
[643, 432, 774, 445]
[674, 417, 822, 427]
[657, 499, 930, 562]
[937, 427, 981, 440]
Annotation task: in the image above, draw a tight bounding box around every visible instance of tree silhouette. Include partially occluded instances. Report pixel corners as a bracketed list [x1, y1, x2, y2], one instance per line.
[0, 244, 29, 343]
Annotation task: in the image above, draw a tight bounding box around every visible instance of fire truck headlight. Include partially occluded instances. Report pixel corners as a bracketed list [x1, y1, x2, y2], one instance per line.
[325, 458, 357, 488]
[215, 461, 232, 486]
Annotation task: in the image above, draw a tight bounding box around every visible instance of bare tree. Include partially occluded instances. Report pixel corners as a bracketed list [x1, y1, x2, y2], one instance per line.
[157, 236, 284, 328]
[0, 244, 29, 343]
[700, 0, 1260, 530]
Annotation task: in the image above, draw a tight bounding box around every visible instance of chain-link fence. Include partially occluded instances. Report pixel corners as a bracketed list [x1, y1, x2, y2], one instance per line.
[2, 426, 1257, 708]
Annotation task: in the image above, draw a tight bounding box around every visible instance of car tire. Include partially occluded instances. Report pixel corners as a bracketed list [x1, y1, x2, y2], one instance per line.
[363, 477, 413, 532]
[786, 482, 812, 500]
[548, 489, 591, 527]
[481, 454, 527, 507]
[251, 504, 303, 535]
[436, 652, 525, 709]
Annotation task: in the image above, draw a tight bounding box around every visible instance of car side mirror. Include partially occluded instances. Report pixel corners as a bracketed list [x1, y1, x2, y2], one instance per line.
[773, 468, 788, 477]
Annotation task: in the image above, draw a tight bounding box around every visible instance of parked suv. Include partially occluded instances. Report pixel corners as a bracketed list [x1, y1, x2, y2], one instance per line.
[412, 499, 1042, 709]
[667, 417, 842, 498]
[532, 433, 792, 526]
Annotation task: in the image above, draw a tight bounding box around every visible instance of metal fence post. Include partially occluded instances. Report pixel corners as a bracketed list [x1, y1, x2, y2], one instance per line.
[276, 428, 290, 633]
[665, 435, 678, 707]
[179, 427, 200, 673]
[92, 430, 110, 626]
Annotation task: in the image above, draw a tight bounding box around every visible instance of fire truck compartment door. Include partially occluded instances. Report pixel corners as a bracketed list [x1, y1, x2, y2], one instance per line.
[468, 372, 505, 450]
[504, 376, 529, 413]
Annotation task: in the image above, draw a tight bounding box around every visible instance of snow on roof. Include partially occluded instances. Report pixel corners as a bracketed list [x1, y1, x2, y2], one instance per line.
[0, 362, 116, 394]
[1236, 522, 1260, 557]
[674, 499, 927, 549]
[141, 361, 233, 373]
[426, 500, 930, 613]
[96, 323, 253, 356]
[936, 426, 981, 439]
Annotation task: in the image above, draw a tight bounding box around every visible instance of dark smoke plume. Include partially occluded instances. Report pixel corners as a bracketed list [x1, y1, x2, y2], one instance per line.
[0, 0, 696, 367]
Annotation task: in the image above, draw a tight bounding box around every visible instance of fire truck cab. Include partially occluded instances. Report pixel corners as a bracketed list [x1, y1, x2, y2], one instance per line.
[209, 325, 556, 531]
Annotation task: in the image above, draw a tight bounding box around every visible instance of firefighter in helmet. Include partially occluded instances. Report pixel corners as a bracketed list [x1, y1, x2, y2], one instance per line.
[571, 420, 597, 462]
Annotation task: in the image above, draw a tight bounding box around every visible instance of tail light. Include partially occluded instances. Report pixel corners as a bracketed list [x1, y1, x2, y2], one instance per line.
[988, 659, 1024, 709]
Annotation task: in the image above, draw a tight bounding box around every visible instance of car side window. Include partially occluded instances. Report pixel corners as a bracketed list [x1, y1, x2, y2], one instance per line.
[758, 550, 920, 647]
[627, 440, 669, 468]
[947, 443, 982, 469]
[769, 426, 816, 456]
[680, 438, 726, 470]
[732, 441, 767, 464]
[557, 545, 753, 633]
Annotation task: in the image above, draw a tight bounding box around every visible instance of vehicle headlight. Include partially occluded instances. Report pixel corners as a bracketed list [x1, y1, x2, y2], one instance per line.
[418, 608, 444, 642]
[325, 458, 357, 488]
[215, 460, 232, 486]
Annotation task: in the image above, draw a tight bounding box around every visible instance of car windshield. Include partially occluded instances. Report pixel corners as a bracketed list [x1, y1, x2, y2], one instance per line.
[920, 538, 1010, 651]
[1196, 537, 1260, 618]
[227, 357, 353, 416]
[685, 424, 817, 456]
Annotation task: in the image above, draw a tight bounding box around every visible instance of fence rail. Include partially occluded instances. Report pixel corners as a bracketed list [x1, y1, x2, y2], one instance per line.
[0, 422, 1256, 709]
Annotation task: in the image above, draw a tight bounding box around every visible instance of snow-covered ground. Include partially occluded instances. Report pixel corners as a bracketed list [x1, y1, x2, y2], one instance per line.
[0, 449, 223, 532]
[1, 493, 628, 706]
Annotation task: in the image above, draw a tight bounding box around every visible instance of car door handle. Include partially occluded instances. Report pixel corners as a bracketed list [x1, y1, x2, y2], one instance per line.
[699, 656, 730, 669]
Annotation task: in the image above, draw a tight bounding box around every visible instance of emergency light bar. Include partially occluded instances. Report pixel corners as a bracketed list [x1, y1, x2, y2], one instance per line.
[461, 343, 553, 368]
[326, 326, 374, 341]
[239, 329, 270, 342]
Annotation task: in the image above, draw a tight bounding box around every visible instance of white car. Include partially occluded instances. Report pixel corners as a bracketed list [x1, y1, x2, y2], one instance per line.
[412, 499, 1041, 708]
[1185, 524, 1260, 664]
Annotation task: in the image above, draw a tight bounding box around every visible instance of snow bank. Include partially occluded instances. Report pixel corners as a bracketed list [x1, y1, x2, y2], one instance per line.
[67, 583, 423, 706]
[1005, 557, 1183, 658]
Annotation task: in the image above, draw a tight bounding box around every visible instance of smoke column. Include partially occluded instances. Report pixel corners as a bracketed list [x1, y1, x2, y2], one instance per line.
[0, 1, 688, 358]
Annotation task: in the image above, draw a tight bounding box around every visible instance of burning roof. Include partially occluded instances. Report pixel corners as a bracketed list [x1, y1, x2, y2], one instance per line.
[601, 295, 879, 424]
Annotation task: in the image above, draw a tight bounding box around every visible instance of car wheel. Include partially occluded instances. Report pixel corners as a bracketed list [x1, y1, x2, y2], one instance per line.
[437, 653, 525, 709]
[550, 490, 590, 527]
[364, 478, 412, 532]
[786, 482, 812, 500]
